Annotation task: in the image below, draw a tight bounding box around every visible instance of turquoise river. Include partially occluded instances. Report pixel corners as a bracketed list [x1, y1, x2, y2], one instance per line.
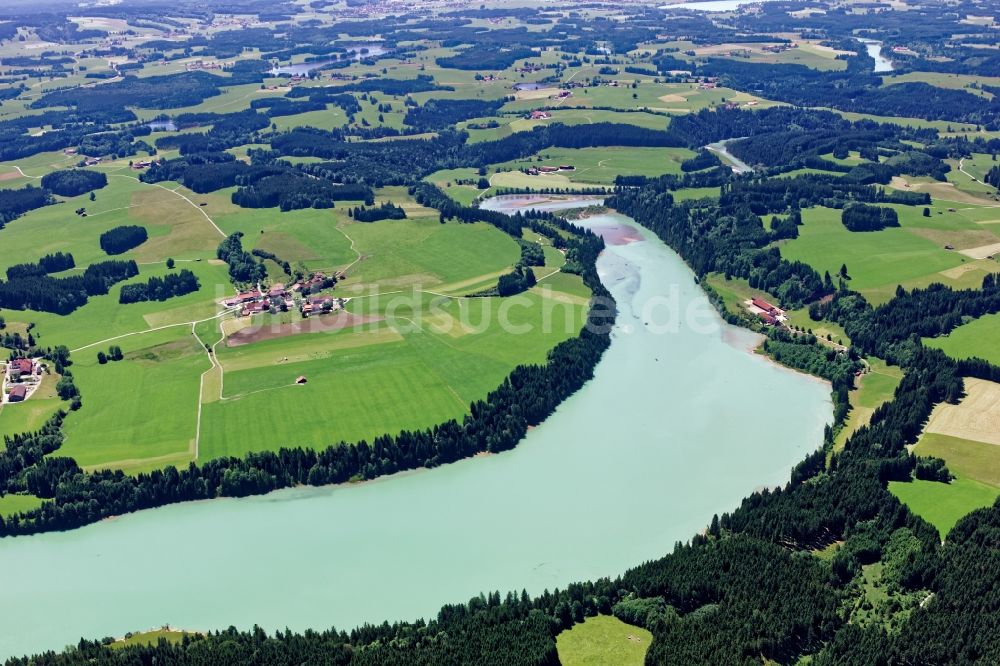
[0, 202, 831, 657]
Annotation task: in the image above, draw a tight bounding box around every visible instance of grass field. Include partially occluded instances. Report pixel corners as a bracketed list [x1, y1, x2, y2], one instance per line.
[492, 146, 696, 186]
[195, 226, 586, 460]
[0, 372, 64, 439]
[780, 204, 1000, 304]
[200, 281, 588, 458]
[0, 170, 591, 473]
[339, 218, 520, 293]
[61, 326, 209, 471]
[889, 478, 1000, 537]
[926, 313, 1000, 365]
[556, 616, 652, 666]
[914, 433, 1000, 488]
[23, 259, 232, 351]
[835, 359, 903, 450]
[0, 493, 45, 517]
[922, 377, 1000, 447]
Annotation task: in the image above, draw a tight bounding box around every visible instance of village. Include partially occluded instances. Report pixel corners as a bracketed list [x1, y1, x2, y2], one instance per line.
[221, 271, 348, 319]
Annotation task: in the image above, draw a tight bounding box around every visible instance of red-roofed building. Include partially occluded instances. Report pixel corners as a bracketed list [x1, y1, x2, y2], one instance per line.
[8, 358, 33, 380]
[751, 297, 779, 314]
[8, 385, 27, 402]
[224, 290, 262, 307]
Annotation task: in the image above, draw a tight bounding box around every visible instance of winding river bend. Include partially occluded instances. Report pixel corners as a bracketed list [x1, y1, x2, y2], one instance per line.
[0, 200, 831, 658]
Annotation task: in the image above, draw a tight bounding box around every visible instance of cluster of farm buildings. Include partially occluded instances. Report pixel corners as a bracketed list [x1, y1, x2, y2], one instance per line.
[524, 164, 576, 176]
[3, 357, 42, 404]
[746, 296, 786, 326]
[223, 273, 346, 318]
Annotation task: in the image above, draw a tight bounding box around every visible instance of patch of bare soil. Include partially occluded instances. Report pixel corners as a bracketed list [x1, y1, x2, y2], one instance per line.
[226, 313, 383, 346]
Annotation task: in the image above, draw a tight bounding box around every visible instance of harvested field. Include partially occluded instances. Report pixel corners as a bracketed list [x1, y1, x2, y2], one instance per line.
[658, 93, 688, 103]
[925, 377, 1000, 446]
[959, 241, 1000, 260]
[226, 313, 383, 346]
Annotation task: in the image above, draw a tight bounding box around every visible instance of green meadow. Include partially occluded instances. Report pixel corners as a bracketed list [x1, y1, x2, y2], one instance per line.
[461, 108, 672, 144]
[556, 615, 652, 666]
[780, 204, 1000, 304]
[834, 359, 902, 450]
[201, 284, 589, 459]
[338, 218, 521, 293]
[0, 372, 64, 439]
[925, 313, 1000, 365]
[889, 478, 1000, 537]
[492, 146, 696, 185]
[61, 326, 209, 471]
[11, 196, 590, 471]
[0, 493, 45, 517]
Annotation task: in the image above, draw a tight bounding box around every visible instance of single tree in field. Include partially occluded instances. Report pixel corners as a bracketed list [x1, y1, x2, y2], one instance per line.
[839, 263, 849, 279]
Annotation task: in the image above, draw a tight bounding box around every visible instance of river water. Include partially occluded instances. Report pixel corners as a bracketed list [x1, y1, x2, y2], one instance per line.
[0, 200, 831, 658]
[861, 40, 894, 73]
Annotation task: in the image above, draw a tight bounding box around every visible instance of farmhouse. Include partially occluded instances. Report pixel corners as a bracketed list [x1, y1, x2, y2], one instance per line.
[224, 290, 262, 307]
[752, 297, 779, 314]
[528, 110, 551, 120]
[241, 301, 268, 316]
[7, 385, 27, 403]
[759, 311, 778, 326]
[747, 296, 785, 325]
[8, 357, 34, 380]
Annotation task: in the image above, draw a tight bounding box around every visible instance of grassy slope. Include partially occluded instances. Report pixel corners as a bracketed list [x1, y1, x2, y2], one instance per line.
[556, 616, 652, 666]
[834, 359, 903, 450]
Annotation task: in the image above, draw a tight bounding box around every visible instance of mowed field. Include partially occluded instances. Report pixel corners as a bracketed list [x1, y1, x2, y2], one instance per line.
[926, 312, 1000, 365]
[198, 225, 589, 459]
[889, 478, 1000, 537]
[922, 378, 1000, 448]
[556, 615, 652, 666]
[492, 146, 697, 186]
[61, 326, 210, 472]
[781, 203, 1000, 304]
[893, 378, 1000, 535]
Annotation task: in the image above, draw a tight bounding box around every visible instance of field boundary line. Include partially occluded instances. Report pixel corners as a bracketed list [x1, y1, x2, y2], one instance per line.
[112, 174, 226, 238]
[71, 308, 234, 353]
